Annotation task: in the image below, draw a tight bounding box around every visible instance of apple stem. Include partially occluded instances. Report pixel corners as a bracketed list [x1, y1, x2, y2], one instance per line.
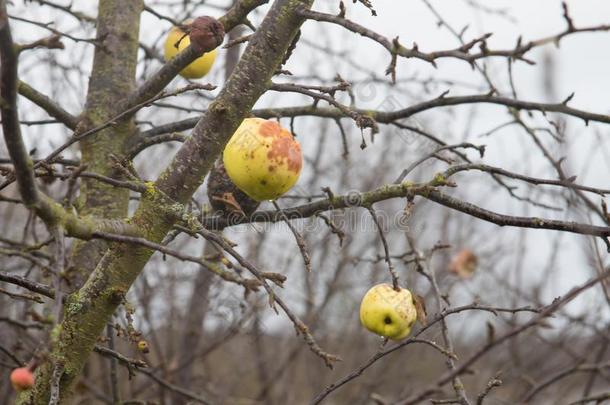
[174, 32, 188, 50]
[26, 356, 39, 372]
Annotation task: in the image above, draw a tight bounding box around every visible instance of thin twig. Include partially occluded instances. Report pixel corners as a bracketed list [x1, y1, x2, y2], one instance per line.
[273, 200, 312, 273]
[198, 227, 341, 368]
[367, 205, 399, 289]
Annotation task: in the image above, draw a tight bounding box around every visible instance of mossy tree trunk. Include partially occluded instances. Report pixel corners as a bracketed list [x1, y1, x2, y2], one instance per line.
[68, 0, 143, 289]
[16, 0, 314, 403]
[17, 0, 143, 402]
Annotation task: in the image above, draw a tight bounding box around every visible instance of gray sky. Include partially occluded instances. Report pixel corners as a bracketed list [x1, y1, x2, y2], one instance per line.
[6, 0, 610, 327]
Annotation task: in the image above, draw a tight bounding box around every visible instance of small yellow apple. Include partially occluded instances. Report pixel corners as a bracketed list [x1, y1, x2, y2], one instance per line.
[163, 22, 217, 79]
[137, 340, 150, 354]
[360, 283, 418, 340]
[223, 118, 302, 201]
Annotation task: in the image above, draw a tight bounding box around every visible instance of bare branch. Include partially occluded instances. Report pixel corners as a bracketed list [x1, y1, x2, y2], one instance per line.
[0, 4, 40, 207]
[17, 81, 79, 130]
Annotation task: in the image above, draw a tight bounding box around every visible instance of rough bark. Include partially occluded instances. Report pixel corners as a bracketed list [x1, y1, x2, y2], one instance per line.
[68, 0, 143, 289]
[0, 1, 39, 208]
[15, 0, 144, 403]
[173, 20, 244, 393]
[16, 0, 313, 402]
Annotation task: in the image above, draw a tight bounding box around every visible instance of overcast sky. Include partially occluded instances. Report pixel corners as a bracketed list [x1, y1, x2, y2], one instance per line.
[6, 0, 610, 325]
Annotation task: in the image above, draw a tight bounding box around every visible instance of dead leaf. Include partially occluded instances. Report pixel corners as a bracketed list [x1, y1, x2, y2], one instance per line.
[448, 249, 478, 278]
[412, 293, 427, 326]
[486, 321, 495, 344]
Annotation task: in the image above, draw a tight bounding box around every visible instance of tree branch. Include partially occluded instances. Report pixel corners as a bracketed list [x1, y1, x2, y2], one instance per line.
[0, 270, 55, 298]
[0, 2, 39, 207]
[17, 81, 79, 130]
[139, 91, 610, 140]
[299, 8, 610, 67]
[21, 0, 316, 401]
[124, 0, 268, 114]
[200, 179, 610, 241]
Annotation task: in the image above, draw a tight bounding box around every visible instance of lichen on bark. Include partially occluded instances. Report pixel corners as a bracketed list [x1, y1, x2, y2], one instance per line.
[68, 0, 143, 289]
[18, 1, 316, 402]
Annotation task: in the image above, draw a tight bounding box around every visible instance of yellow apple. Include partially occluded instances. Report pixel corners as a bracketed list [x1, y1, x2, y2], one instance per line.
[137, 340, 150, 354]
[163, 22, 217, 79]
[223, 118, 302, 201]
[360, 283, 418, 340]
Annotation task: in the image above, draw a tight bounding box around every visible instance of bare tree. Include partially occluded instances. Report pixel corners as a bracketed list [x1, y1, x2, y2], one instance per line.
[1, 0, 610, 404]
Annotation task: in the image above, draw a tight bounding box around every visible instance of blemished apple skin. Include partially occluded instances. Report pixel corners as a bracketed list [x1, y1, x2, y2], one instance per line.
[163, 24, 217, 79]
[223, 118, 302, 201]
[360, 283, 418, 340]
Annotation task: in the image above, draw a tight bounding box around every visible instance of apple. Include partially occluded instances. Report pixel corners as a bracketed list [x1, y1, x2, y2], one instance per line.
[359, 283, 418, 340]
[137, 340, 150, 354]
[223, 118, 302, 201]
[163, 21, 217, 79]
[10, 367, 34, 391]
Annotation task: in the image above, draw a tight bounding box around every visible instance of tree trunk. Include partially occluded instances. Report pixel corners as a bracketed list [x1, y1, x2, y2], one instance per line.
[16, 0, 314, 402]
